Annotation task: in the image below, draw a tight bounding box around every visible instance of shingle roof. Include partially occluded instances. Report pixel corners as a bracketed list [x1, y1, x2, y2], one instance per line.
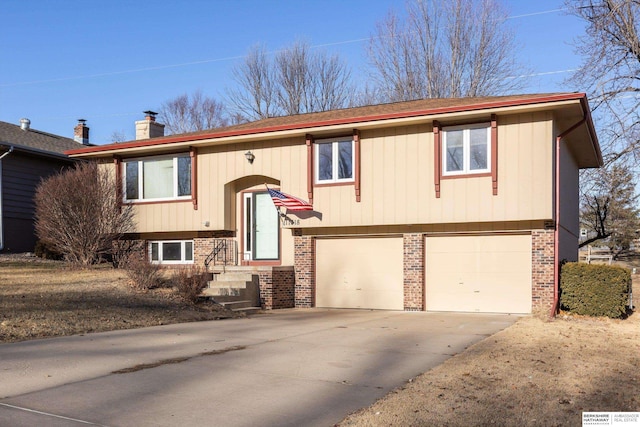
[0, 120, 81, 157]
[68, 92, 591, 156]
[184, 93, 567, 137]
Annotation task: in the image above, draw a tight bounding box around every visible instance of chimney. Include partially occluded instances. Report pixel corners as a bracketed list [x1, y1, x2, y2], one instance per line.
[135, 110, 165, 140]
[19, 118, 31, 131]
[73, 119, 90, 145]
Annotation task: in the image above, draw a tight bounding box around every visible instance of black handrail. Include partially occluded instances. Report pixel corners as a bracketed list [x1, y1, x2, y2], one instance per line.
[204, 239, 238, 268]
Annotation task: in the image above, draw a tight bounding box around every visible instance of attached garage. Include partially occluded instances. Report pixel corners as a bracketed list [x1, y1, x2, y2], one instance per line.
[316, 237, 404, 310]
[425, 234, 532, 314]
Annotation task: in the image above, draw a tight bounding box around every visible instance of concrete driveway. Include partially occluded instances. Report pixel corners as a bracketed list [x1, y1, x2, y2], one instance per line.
[0, 309, 518, 426]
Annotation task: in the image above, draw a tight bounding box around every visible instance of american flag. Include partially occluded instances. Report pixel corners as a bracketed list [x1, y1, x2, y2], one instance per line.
[267, 187, 313, 211]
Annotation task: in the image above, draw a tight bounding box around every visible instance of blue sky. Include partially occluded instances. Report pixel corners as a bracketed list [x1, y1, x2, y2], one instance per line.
[0, 0, 587, 145]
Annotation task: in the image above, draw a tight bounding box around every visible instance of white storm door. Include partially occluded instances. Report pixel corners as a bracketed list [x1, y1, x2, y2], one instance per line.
[253, 192, 279, 260]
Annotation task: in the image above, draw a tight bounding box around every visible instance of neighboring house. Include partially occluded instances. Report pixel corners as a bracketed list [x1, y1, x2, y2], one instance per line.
[67, 94, 602, 315]
[0, 119, 90, 252]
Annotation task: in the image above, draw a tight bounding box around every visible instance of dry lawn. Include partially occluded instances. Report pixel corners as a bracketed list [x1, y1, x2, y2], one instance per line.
[340, 264, 640, 427]
[0, 255, 241, 343]
[2, 254, 639, 426]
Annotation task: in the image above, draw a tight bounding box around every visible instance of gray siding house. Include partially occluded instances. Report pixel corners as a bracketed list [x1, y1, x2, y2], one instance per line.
[0, 119, 89, 252]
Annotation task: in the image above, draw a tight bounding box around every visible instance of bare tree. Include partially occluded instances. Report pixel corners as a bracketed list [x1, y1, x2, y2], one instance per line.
[34, 162, 134, 266]
[367, 0, 525, 102]
[158, 90, 228, 134]
[579, 163, 639, 256]
[226, 45, 277, 120]
[226, 41, 353, 120]
[567, 0, 640, 161]
[110, 130, 128, 143]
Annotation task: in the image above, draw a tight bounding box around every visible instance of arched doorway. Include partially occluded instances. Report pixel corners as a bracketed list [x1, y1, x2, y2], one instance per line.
[225, 175, 281, 263]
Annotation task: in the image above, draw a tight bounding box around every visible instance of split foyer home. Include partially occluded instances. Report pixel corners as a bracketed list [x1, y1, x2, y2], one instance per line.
[67, 93, 602, 315]
[0, 119, 90, 252]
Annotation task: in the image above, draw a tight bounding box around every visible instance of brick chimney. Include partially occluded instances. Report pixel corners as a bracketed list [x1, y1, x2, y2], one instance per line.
[135, 110, 165, 140]
[74, 119, 90, 145]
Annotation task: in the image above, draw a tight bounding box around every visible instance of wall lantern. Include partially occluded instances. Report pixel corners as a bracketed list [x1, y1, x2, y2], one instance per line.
[245, 150, 255, 164]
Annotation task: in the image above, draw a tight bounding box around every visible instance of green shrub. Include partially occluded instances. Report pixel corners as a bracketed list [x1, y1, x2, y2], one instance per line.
[34, 240, 63, 260]
[173, 265, 209, 304]
[560, 262, 631, 318]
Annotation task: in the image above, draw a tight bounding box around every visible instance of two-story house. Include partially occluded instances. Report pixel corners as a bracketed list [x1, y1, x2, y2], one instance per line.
[67, 94, 602, 315]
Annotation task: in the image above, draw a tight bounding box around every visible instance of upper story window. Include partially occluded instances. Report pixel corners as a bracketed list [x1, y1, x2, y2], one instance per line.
[124, 154, 191, 201]
[442, 124, 490, 176]
[315, 138, 354, 184]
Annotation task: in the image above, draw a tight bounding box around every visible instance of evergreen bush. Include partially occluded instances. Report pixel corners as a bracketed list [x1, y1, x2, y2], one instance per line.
[560, 262, 631, 318]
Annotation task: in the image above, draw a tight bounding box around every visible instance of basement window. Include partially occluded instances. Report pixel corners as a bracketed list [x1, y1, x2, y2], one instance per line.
[150, 240, 194, 264]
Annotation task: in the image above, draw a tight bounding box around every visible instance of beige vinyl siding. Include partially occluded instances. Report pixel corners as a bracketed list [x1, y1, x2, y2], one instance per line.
[130, 138, 307, 234]
[119, 111, 556, 235]
[305, 111, 554, 228]
[558, 141, 580, 262]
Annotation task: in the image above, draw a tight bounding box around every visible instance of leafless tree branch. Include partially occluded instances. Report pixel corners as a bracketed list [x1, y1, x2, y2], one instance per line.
[34, 162, 135, 266]
[367, 0, 526, 102]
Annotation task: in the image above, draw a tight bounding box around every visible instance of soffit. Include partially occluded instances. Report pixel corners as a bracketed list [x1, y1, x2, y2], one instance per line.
[66, 93, 600, 165]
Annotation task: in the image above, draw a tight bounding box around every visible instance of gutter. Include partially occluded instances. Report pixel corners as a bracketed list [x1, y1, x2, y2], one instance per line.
[0, 145, 15, 251]
[551, 120, 586, 318]
[67, 93, 589, 158]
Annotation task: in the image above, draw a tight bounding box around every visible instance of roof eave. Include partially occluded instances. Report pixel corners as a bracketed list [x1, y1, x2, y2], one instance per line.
[67, 93, 591, 159]
[0, 143, 76, 162]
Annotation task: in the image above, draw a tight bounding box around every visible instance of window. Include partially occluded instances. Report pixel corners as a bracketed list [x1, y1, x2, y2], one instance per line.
[124, 154, 191, 201]
[315, 138, 354, 184]
[149, 240, 194, 264]
[442, 124, 490, 176]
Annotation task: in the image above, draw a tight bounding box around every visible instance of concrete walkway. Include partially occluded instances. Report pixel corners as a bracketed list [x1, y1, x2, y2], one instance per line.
[0, 309, 519, 426]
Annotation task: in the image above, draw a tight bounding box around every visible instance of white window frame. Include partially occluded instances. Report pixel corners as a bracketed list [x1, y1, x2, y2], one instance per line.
[149, 240, 194, 264]
[442, 123, 491, 176]
[123, 154, 191, 202]
[314, 138, 355, 184]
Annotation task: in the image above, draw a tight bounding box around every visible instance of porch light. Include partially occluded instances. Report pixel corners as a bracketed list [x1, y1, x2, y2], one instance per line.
[245, 151, 255, 164]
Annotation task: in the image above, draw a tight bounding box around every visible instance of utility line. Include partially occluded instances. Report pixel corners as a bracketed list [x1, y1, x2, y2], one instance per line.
[0, 7, 569, 88]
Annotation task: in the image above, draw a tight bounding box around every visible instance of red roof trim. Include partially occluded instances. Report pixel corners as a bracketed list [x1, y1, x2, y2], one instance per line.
[66, 93, 587, 156]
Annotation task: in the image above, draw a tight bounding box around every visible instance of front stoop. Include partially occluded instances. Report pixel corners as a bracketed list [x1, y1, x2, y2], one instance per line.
[201, 268, 262, 313]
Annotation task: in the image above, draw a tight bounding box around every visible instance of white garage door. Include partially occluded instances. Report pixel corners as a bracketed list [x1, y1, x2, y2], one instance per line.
[316, 237, 404, 310]
[426, 234, 532, 314]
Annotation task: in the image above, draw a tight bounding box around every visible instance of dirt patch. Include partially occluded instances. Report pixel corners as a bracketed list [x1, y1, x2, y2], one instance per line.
[340, 265, 640, 427]
[0, 254, 243, 343]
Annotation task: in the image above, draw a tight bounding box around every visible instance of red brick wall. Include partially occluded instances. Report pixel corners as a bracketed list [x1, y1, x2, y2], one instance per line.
[258, 270, 273, 309]
[403, 233, 424, 311]
[194, 237, 236, 267]
[257, 267, 295, 310]
[532, 229, 555, 313]
[273, 267, 295, 309]
[294, 235, 315, 307]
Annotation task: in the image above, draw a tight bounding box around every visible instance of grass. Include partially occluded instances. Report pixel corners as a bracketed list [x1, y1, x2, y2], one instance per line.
[2, 254, 639, 426]
[0, 255, 242, 343]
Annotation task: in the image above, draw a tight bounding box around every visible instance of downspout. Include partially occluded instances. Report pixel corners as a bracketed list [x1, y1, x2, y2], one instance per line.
[551, 120, 585, 318]
[0, 145, 15, 251]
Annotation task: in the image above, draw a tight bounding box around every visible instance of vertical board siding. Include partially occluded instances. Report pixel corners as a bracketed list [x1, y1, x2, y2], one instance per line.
[130, 137, 306, 233]
[124, 111, 556, 233]
[2, 154, 70, 218]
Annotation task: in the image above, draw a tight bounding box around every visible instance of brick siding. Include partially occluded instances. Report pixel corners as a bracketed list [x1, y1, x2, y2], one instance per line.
[531, 229, 555, 313]
[294, 235, 315, 307]
[403, 233, 424, 311]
